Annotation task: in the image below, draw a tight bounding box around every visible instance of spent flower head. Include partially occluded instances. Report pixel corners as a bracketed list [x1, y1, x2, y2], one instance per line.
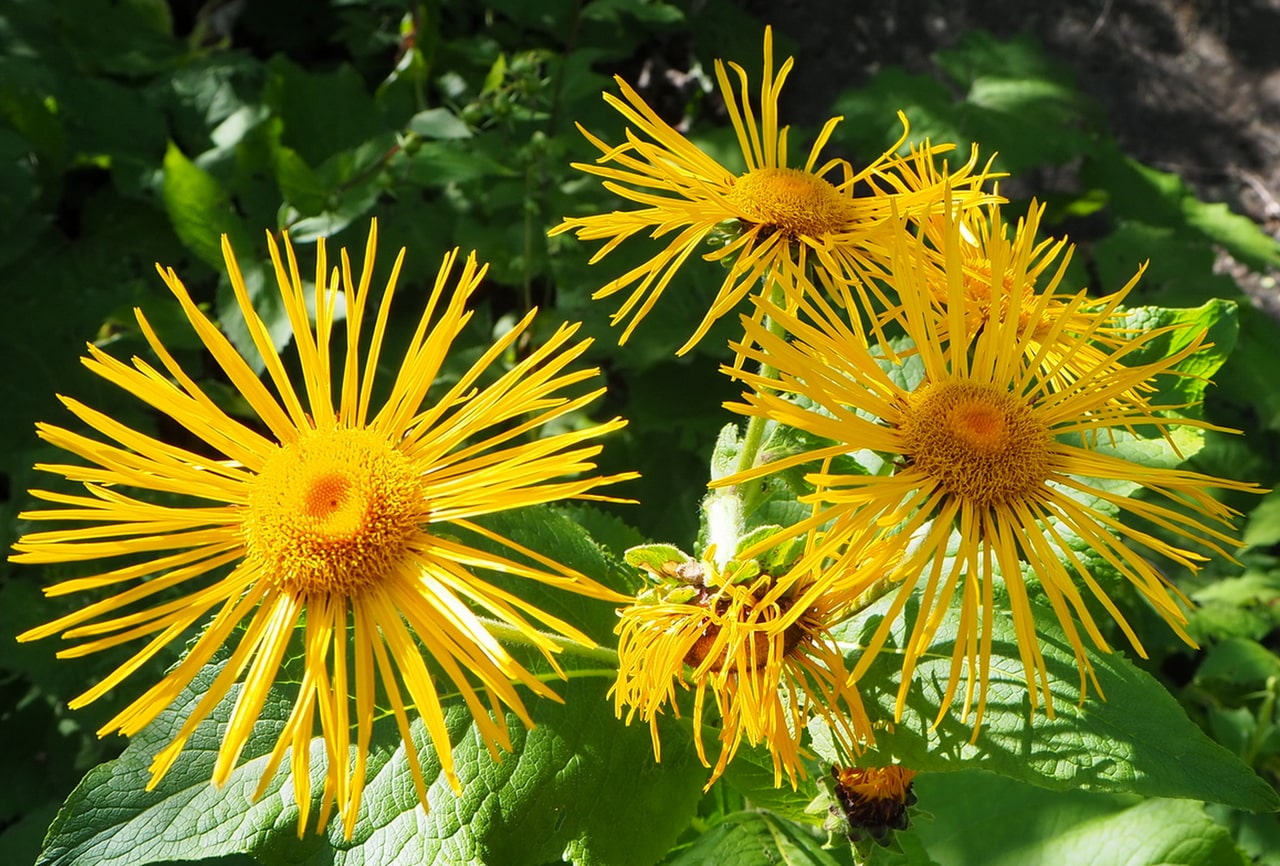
[613, 543, 873, 788]
[828, 764, 918, 846]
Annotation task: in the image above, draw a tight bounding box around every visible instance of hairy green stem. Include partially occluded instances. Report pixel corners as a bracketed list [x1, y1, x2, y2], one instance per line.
[732, 284, 790, 514]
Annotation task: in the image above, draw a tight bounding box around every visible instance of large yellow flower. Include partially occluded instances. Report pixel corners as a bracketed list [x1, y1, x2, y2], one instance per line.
[717, 210, 1259, 729]
[12, 222, 634, 837]
[613, 548, 873, 788]
[551, 26, 999, 355]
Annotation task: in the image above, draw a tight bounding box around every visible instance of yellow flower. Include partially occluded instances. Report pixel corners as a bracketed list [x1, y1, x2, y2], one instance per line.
[612, 550, 873, 788]
[12, 222, 635, 838]
[718, 209, 1260, 729]
[551, 26, 999, 355]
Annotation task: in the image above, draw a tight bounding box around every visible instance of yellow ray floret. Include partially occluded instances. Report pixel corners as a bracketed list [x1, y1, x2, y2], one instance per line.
[13, 221, 636, 838]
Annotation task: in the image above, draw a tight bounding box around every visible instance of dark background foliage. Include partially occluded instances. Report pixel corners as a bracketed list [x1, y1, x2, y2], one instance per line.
[3, 1, 1280, 864]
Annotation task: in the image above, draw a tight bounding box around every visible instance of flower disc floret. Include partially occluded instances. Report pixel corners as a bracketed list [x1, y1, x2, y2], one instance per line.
[726, 168, 855, 239]
[899, 381, 1050, 506]
[246, 428, 424, 596]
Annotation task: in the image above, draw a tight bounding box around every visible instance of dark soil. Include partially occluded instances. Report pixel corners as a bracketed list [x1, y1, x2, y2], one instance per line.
[736, 0, 1280, 314]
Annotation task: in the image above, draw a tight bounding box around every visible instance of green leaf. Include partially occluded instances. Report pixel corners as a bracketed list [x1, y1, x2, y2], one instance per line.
[1118, 299, 1237, 378]
[0, 127, 41, 228]
[1213, 805, 1280, 866]
[720, 747, 821, 824]
[36, 654, 313, 866]
[1195, 637, 1280, 687]
[581, 0, 685, 25]
[834, 31, 1098, 175]
[1244, 490, 1280, 548]
[1183, 199, 1280, 272]
[820, 598, 1280, 812]
[408, 140, 519, 185]
[663, 811, 843, 866]
[1189, 568, 1280, 643]
[1092, 221, 1240, 309]
[912, 771, 1247, 866]
[832, 69, 960, 160]
[60, 75, 169, 168]
[1214, 304, 1280, 431]
[407, 108, 473, 140]
[1114, 299, 1239, 412]
[1083, 142, 1280, 270]
[625, 543, 694, 573]
[39, 658, 704, 866]
[273, 144, 329, 215]
[161, 141, 250, 270]
[262, 57, 389, 167]
[471, 505, 638, 646]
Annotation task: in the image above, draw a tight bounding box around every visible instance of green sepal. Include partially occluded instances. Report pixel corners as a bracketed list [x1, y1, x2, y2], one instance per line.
[722, 558, 761, 586]
[624, 543, 694, 577]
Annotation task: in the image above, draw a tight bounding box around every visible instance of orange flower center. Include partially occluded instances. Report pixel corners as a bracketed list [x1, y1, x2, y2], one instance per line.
[245, 427, 425, 596]
[726, 167, 853, 238]
[899, 381, 1049, 506]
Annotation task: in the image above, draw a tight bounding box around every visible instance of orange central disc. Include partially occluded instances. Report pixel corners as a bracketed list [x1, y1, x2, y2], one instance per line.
[899, 380, 1050, 506]
[726, 167, 853, 238]
[245, 427, 425, 596]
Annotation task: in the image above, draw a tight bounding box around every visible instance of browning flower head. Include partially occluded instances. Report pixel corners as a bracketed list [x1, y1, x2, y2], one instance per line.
[551, 26, 1001, 357]
[830, 764, 918, 845]
[719, 241, 1261, 731]
[614, 546, 872, 788]
[12, 221, 636, 838]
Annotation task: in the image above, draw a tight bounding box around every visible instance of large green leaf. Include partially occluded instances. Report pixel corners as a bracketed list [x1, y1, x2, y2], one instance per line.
[817, 598, 1279, 813]
[1115, 299, 1239, 412]
[38, 657, 704, 866]
[913, 771, 1247, 866]
[161, 141, 251, 270]
[662, 812, 845, 866]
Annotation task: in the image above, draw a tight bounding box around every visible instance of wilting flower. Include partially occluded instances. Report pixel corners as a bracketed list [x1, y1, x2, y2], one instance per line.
[828, 764, 918, 845]
[717, 209, 1260, 728]
[612, 546, 873, 787]
[551, 26, 999, 355]
[13, 222, 634, 837]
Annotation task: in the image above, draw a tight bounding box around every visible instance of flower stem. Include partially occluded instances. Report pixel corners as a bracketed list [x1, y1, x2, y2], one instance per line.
[732, 286, 789, 503]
